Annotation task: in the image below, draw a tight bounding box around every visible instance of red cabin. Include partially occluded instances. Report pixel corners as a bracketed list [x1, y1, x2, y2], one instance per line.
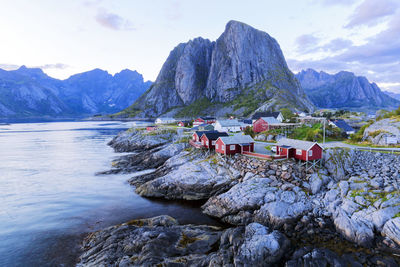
[253, 117, 280, 133]
[193, 117, 216, 126]
[275, 138, 323, 161]
[177, 120, 190, 127]
[200, 132, 229, 149]
[146, 126, 157, 132]
[215, 135, 255, 155]
[192, 130, 217, 143]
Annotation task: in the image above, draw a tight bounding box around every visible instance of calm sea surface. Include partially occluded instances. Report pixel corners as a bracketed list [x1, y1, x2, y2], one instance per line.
[0, 121, 219, 266]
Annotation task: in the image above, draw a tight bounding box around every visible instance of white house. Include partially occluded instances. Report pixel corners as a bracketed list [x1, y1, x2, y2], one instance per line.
[251, 111, 284, 123]
[155, 117, 176, 124]
[214, 119, 243, 132]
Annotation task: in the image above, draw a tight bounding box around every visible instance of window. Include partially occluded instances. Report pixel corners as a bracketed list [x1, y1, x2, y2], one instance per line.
[230, 145, 236, 150]
[203, 140, 206, 145]
[216, 144, 219, 149]
[296, 149, 302, 155]
[212, 140, 216, 145]
[221, 145, 225, 151]
[280, 148, 283, 152]
[309, 150, 313, 157]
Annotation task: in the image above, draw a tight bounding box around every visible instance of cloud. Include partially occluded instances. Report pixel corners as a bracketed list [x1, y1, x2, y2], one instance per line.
[95, 9, 135, 31]
[0, 63, 20, 70]
[321, 38, 353, 52]
[319, 0, 357, 6]
[345, 0, 399, 28]
[35, 63, 69, 70]
[289, 14, 400, 93]
[164, 0, 183, 21]
[295, 34, 320, 52]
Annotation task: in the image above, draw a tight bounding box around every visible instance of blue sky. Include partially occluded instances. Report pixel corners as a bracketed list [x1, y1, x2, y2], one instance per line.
[0, 0, 399, 93]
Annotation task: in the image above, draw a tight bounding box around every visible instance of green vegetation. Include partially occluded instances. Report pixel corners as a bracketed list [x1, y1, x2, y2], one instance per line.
[280, 108, 297, 122]
[376, 106, 400, 121]
[243, 126, 256, 138]
[289, 123, 343, 142]
[368, 130, 389, 138]
[349, 121, 373, 143]
[175, 98, 215, 118]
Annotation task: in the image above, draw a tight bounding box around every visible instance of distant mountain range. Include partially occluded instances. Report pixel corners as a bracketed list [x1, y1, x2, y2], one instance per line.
[119, 20, 314, 118]
[0, 66, 151, 118]
[296, 69, 400, 111]
[384, 91, 400, 101]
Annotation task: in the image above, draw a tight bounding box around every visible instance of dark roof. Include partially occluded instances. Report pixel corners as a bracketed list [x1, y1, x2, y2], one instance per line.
[194, 130, 218, 137]
[178, 120, 190, 123]
[201, 131, 229, 140]
[251, 112, 281, 120]
[332, 120, 354, 132]
[199, 116, 216, 120]
[242, 119, 253, 124]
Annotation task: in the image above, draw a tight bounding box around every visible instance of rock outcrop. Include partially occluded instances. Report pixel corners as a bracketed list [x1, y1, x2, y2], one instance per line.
[296, 68, 400, 110]
[362, 118, 400, 145]
[78, 216, 290, 267]
[121, 21, 314, 118]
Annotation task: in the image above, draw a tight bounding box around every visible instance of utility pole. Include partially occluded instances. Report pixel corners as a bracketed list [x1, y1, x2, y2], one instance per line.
[323, 118, 326, 144]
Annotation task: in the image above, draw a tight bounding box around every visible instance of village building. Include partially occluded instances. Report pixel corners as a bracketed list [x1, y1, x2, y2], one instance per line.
[253, 117, 280, 133]
[193, 117, 216, 126]
[155, 117, 176, 124]
[200, 132, 229, 149]
[192, 130, 218, 142]
[251, 111, 284, 122]
[329, 119, 355, 135]
[146, 126, 157, 132]
[191, 124, 215, 132]
[214, 119, 244, 132]
[215, 134, 255, 155]
[177, 120, 190, 127]
[275, 138, 323, 161]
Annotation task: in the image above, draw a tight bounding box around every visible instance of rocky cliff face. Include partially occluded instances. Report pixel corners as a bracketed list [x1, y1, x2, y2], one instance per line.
[296, 69, 400, 110]
[0, 66, 151, 118]
[123, 21, 314, 118]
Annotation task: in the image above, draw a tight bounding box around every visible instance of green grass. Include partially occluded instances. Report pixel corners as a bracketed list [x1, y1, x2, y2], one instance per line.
[175, 98, 215, 118]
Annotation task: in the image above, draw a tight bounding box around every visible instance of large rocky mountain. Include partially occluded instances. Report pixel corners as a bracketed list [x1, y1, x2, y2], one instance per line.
[296, 69, 400, 110]
[122, 21, 314, 118]
[0, 66, 151, 118]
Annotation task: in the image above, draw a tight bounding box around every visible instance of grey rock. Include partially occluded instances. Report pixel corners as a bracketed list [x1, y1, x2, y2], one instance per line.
[382, 217, 400, 246]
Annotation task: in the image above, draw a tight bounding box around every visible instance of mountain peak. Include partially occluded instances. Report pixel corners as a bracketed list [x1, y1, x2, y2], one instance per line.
[296, 69, 400, 110]
[122, 20, 314, 118]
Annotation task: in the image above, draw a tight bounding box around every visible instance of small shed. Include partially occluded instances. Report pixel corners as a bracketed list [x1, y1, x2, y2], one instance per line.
[193, 117, 216, 126]
[253, 117, 280, 133]
[215, 134, 255, 155]
[200, 132, 229, 149]
[276, 138, 323, 161]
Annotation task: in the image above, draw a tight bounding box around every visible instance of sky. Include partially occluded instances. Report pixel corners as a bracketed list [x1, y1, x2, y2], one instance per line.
[0, 0, 399, 93]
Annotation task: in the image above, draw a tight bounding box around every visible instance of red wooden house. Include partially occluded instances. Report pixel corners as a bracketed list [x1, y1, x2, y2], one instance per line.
[177, 120, 190, 127]
[193, 117, 216, 126]
[192, 130, 218, 142]
[215, 135, 255, 155]
[200, 132, 229, 149]
[275, 138, 323, 161]
[253, 117, 280, 133]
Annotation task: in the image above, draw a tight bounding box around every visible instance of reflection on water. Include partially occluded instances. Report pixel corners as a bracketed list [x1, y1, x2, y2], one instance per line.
[0, 121, 220, 267]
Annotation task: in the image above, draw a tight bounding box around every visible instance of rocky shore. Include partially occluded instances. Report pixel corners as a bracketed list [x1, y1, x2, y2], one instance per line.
[78, 128, 400, 266]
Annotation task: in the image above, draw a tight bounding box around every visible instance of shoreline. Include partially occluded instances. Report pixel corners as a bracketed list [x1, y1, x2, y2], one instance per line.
[77, 127, 400, 266]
